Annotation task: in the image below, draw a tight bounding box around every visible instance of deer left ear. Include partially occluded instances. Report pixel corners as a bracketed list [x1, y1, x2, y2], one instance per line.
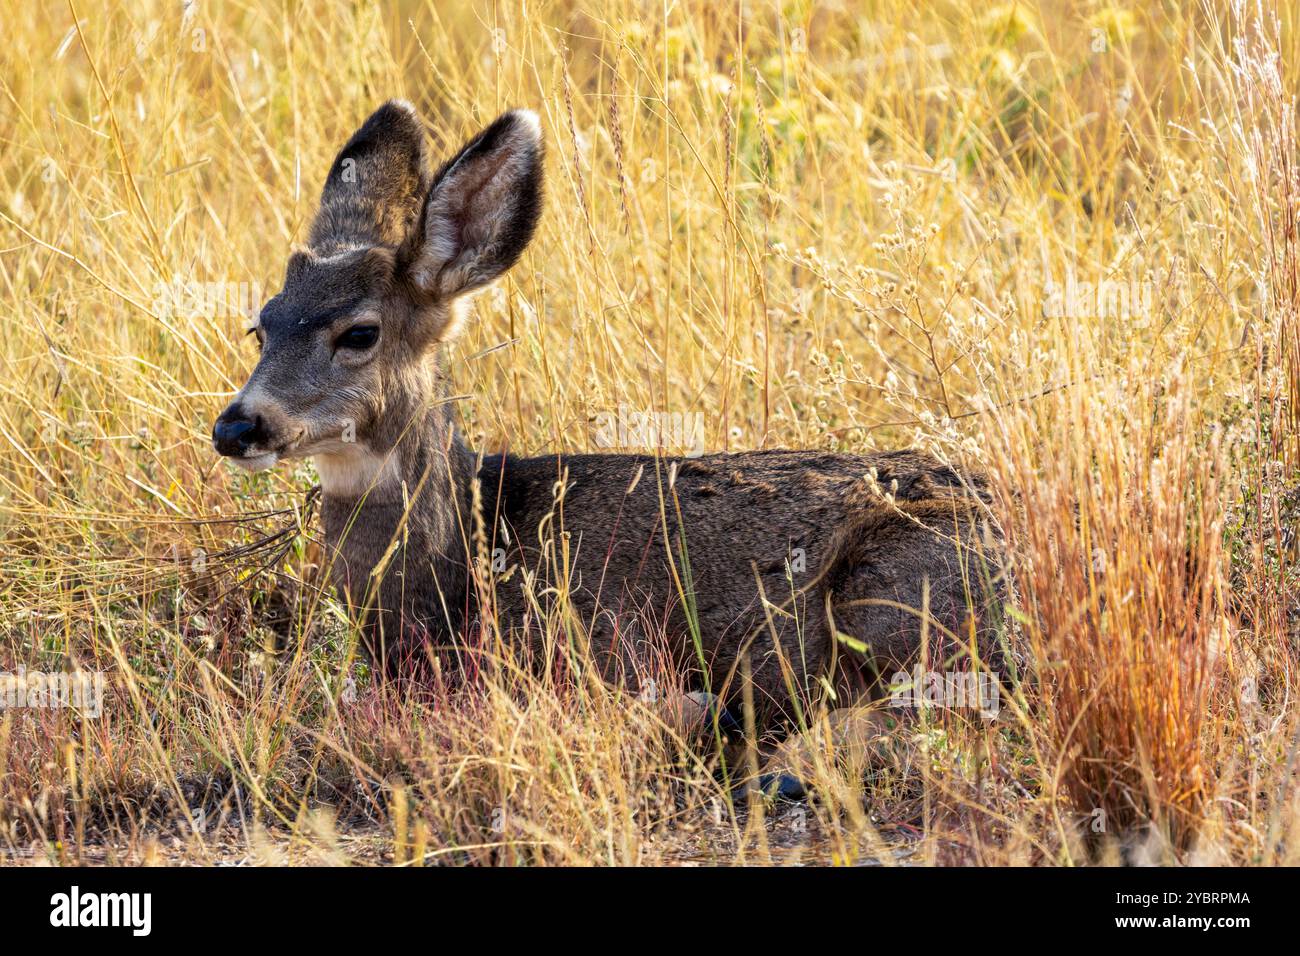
[407, 110, 544, 302]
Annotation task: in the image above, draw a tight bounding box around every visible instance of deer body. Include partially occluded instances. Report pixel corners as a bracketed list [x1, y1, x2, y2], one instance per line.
[213, 102, 1001, 717]
[315, 386, 994, 711]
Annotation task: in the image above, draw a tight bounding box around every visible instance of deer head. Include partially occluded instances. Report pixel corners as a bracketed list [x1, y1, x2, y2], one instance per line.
[212, 102, 543, 492]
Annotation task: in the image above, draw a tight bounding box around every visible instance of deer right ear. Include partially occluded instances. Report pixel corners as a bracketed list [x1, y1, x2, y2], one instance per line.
[407, 110, 543, 303]
[309, 100, 430, 255]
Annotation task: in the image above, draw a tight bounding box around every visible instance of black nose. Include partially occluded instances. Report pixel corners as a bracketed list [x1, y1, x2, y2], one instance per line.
[212, 405, 264, 456]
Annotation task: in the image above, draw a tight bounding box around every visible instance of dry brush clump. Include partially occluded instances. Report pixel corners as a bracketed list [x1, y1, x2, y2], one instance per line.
[983, 351, 1227, 858]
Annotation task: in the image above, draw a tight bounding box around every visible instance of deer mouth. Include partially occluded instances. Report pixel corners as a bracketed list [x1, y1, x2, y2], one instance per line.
[231, 429, 305, 472]
[232, 451, 280, 472]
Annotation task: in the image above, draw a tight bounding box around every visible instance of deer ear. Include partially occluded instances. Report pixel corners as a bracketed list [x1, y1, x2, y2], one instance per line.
[308, 100, 430, 255]
[407, 110, 543, 301]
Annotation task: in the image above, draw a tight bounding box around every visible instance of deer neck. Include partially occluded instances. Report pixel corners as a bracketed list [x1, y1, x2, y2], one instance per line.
[315, 396, 477, 652]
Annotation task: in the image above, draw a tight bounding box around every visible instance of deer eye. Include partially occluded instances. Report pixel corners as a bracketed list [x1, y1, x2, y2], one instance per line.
[334, 325, 379, 351]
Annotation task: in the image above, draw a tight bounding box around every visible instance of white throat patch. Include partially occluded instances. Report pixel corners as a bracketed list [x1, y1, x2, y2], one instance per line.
[314, 445, 401, 499]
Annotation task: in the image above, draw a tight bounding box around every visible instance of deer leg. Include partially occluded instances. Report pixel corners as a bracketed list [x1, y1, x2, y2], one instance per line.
[753, 705, 902, 799]
[650, 690, 743, 737]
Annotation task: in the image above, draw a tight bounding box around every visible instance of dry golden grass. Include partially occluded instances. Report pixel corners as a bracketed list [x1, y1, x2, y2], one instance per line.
[1, 0, 1299, 865]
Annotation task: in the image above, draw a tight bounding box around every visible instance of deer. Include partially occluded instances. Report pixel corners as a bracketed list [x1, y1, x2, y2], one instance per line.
[211, 102, 1005, 788]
